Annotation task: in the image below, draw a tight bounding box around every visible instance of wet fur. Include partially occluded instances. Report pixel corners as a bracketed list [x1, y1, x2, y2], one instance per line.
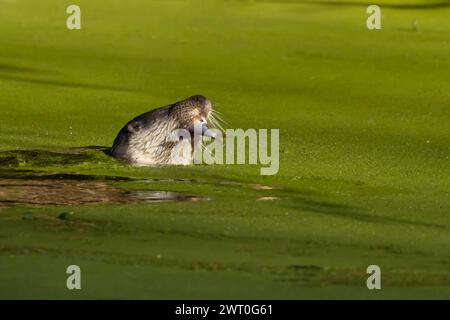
[110, 95, 212, 165]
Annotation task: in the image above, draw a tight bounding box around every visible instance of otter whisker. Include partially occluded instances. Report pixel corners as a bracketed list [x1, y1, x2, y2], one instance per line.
[212, 108, 226, 120]
[213, 109, 226, 119]
[209, 113, 226, 132]
[211, 111, 229, 128]
[210, 118, 224, 133]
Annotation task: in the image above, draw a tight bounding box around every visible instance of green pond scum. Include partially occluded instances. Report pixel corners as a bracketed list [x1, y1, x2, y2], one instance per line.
[0, 0, 449, 299]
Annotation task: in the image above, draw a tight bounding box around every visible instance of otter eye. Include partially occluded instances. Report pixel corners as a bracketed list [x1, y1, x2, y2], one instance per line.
[127, 122, 141, 133]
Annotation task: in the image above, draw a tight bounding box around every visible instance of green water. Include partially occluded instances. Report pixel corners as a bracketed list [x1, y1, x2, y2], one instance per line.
[0, 0, 449, 299]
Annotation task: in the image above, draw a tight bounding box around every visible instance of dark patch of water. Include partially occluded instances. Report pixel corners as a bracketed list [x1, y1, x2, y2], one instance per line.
[0, 172, 206, 207]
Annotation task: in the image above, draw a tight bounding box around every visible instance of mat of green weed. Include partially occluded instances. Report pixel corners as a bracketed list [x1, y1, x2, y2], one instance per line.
[0, 0, 449, 299]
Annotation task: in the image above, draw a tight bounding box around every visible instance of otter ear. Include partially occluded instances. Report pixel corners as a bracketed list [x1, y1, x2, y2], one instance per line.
[127, 122, 141, 133]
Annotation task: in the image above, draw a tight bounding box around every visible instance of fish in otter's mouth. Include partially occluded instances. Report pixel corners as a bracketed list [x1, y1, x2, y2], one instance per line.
[109, 95, 222, 165]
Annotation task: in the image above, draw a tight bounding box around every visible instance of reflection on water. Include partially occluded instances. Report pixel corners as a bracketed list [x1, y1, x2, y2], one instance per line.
[0, 176, 207, 206]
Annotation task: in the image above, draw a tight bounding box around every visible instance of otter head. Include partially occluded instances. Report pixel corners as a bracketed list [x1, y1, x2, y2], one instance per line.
[169, 95, 213, 136]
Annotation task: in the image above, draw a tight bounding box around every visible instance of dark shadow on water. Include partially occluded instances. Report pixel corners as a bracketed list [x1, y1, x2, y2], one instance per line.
[0, 168, 131, 182]
[0, 148, 112, 167]
[0, 73, 134, 92]
[0, 62, 133, 92]
[0, 63, 43, 74]
[284, 196, 446, 229]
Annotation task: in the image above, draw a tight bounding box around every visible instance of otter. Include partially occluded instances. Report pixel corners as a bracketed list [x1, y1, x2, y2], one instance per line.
[110, 95, 219, 165]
